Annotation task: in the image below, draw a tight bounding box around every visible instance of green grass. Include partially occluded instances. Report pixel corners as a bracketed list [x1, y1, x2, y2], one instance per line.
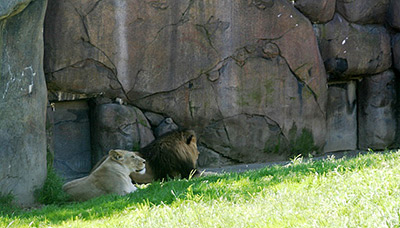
[35, 167, 70, 205]
[2, 151, 400, 227]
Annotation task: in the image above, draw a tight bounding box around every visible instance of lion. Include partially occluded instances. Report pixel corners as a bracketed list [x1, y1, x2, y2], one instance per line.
[62, 149, 146, 201]
[130, 129, 200, 183]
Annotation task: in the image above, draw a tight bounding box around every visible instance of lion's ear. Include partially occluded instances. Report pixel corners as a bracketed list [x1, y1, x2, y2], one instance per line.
[133, 151, 141, 157]
[186, 134, 196, 145]
[109, 150, 124, 161]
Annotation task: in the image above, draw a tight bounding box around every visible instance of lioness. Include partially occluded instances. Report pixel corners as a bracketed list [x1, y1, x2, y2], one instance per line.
[62, 149, 145, 201]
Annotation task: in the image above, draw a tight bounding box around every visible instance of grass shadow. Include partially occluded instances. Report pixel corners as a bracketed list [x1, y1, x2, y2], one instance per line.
[0, 150, 394, 226]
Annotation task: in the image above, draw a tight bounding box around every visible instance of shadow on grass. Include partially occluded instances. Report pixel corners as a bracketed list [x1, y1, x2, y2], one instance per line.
[0, 151, 394, 226]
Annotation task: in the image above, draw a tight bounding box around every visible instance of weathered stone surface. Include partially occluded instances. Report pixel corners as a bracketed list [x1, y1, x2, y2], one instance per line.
[315, 14, 392, 80]
[46, 102, 55, 168]
[388, 0, 400, 30]
[336, 0, 390, 24]
[0, 0, 47, 206]
[358, 71, 396, 150]
[294, 0, 335, 23]
[324, 82, 357, 153]
[45, 0, 328, 164]
[154, 117, 178, 138]
[0, 0, 31, 20]
[144, 111, 164, 127]
[91, 103, 154, 165]
[200, 114, 290, 163]
[51, 101, 92, 182]
[394, 34, 400, 72]
[44, 0, 124, 99]
[197, 146, 233, 168]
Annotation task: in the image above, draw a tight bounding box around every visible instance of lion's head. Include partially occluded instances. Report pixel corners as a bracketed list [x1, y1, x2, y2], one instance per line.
[173, 129, 200, 168]
[109, 149, 146, 174]
[130, 129, 201, 183]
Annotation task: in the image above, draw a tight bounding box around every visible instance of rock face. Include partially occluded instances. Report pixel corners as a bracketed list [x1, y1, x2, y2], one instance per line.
[336, 0, 390, 24]
[315, 14, 392, 80]
[387, 0, 400, 30]
[394, 34, 400, 72]
[154, 118, 178, 138]
[44, 0, 328, 164]
[51, 101, 91, 182]
[294, 0, 335, 23]
[358, 71, 397, 150]
[91, 103, 154, 165]
[324, 82, 357, 153]
[0, 0, 48, 206]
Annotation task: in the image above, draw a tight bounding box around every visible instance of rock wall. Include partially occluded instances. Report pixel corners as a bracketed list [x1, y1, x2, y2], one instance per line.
[51, 101, 91, 182]
[0, 0, 48, 206]
[43, 0, 400, 170]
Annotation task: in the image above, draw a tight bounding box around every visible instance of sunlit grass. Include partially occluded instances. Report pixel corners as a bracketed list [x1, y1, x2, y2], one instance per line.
[2, 151, 400, 227]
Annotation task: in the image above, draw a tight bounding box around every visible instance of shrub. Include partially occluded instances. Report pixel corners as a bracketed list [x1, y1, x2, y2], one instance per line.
[35, 167, 69, 205]
[0, 193, 17, 214]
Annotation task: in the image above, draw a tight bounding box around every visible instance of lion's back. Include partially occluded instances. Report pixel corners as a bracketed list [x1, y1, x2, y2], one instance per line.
[62, 176, 104, 201]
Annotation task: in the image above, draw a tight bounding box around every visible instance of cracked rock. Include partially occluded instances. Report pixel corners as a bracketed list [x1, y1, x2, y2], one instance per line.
[387, 0, 400, 30]
[154, 117, 179, 138]
[294, 0, 335, 23]
[358, 71, 396, 150]
[45, 0, 327, 166]
[315, 14, 392, 79]
[324, 82, 357, 153]
[393, 34, 400, 72]
[91, 103, 154, 165]
[0, 0, 47, 206]
[336, 0, 389, 25]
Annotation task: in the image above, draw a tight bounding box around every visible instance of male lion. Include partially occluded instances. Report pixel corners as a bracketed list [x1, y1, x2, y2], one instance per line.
[62, 149, 145, 201]
[130, 129, 200, 183]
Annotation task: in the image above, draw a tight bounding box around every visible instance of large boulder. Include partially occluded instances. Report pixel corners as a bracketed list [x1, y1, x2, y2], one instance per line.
[394, 34, 400, 72]
[387, 0, 400, 30]
[336, 0, 390, 24]
[0, 0, 47, 206]
[91, 103, 154, 165]
[44, 0, 124, 99]
[294, 0, 336, 23]
[324, 82, 357, 152]
[315, 14, 392, 80]
[44, 0, 327, 163]
[51, 101, 92, 183]
[0, 0, 31, 20]
[358, 71, 396, 150]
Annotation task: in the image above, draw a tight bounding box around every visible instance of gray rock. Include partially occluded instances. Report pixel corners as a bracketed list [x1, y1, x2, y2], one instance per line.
[51, 101, 92, 183]
[0, 0, 47, 206]
[200, 114, 293, 163]
[336, 0, 390, 24]
[393, 34, 400, 72]
[91, 104, 154, 165]
[144, 111, 165, 127]
[388, 0, 400, 30]
[324, 82, 357, 153]
[154, 118, 179, 138]
[315, 14, 392, 79]
[197, 146, 234, 168]
[0, 0, 31, 20]
[294, 0, 335, 23]
[44, 0, 124, 99]
[46, 102, 55, 168]
[358, 71, 396, 150]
